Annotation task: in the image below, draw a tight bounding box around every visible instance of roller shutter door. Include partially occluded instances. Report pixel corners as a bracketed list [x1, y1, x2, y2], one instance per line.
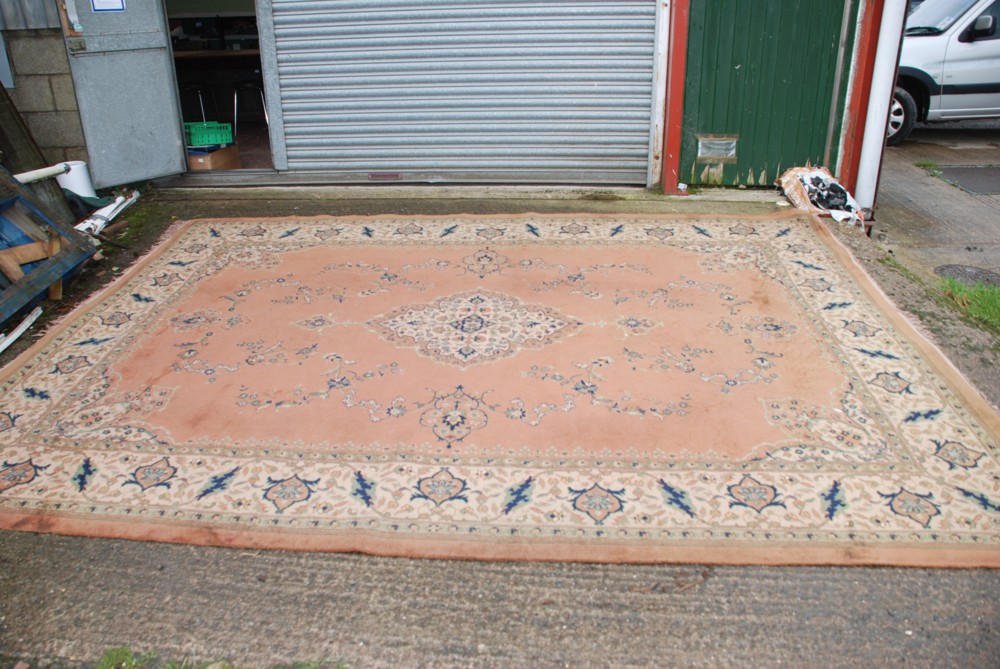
[270, 0, 657, 183]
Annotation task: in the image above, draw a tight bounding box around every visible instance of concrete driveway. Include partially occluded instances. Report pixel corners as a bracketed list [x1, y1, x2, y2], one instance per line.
[870, 120, 1000, 404]
[876, 120, 1000, 285]
[1, 128, 998, 668]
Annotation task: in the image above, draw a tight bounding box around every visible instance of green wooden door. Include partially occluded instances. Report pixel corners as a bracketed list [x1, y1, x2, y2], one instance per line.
[680, 0, 855, 186]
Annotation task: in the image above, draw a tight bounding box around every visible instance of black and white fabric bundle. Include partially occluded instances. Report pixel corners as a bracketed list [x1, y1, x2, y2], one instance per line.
[777, 167, 865, 227]
[803, 172, 863, 225]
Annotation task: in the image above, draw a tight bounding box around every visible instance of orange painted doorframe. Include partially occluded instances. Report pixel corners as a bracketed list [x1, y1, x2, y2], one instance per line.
[661, 0, 689, 194]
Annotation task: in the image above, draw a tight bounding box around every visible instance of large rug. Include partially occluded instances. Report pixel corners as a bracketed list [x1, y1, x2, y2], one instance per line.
[1, 213, 998, 567]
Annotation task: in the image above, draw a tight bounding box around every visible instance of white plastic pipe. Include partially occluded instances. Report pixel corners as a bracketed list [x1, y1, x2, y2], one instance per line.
[0, 306, 43, 355]
[13, 163, 70, 184]
[854, 0, 909, 211]
[75, 190, 140, 236]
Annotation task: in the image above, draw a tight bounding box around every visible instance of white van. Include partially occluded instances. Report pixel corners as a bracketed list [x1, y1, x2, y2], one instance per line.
[888, 0, 1000, 145]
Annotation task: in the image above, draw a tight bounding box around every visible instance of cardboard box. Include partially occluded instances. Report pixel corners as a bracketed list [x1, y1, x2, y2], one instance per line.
[187, 145, 240, 171]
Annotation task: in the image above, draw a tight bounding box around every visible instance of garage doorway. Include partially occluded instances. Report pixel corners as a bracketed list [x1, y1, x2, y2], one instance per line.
[167, 0, 273, 171]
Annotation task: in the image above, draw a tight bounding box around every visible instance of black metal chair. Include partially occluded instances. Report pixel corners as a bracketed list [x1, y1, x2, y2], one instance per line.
[179, 80, 218, 123]
[232, 76, 269, 139]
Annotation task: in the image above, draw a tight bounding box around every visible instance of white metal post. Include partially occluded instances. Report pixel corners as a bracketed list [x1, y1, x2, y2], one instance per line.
[854, 0, 908, 211]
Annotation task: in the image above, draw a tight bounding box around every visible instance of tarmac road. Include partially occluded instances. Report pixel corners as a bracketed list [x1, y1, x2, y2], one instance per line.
[1, 535, 997, 668]
[1, 126, 999, 668]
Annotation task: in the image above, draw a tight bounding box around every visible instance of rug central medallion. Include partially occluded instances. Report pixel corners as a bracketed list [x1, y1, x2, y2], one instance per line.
[368, 289, 582, 367]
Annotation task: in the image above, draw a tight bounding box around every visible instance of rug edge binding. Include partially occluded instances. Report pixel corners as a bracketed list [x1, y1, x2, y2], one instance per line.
[2, 512, 997, 569]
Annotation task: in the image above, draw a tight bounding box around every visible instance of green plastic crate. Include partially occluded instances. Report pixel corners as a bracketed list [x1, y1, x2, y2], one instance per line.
[184, 121, 233, 147]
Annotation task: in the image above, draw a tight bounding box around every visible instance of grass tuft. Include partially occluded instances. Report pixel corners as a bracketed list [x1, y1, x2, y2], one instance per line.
[95, 647, 156, 669]
[91, 649, 348, 669]
[912, 160, 942, 177]
[941, 278, 1000, 330]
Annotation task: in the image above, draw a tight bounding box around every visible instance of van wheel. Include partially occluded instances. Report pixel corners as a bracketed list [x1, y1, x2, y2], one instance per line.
[886, 87, 917, 146]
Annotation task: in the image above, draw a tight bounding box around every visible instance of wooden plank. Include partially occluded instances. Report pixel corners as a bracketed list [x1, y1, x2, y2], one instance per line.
[0, 256, 24, 281]
[4, 206, 46, 241]
[0, 240, 51, 266]
[46, 234, 62, 300]
[47, 278, 63, 300]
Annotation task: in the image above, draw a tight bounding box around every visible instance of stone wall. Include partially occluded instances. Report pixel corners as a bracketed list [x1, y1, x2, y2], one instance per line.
[2, 28, 88, 165]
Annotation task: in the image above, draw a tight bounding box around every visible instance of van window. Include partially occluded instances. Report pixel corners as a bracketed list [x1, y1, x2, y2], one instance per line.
[965, 0, 1000, 40]
[906, 0, 980, 33]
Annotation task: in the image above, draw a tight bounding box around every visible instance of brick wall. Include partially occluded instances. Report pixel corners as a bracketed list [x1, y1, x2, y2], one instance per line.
[3, 28, 88, 165]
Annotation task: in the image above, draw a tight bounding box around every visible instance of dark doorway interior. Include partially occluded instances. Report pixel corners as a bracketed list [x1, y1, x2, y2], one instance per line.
[167, 0, 273, 170]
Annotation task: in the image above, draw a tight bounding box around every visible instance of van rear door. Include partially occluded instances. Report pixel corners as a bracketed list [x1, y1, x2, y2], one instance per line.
[939, 0, 1000, 117]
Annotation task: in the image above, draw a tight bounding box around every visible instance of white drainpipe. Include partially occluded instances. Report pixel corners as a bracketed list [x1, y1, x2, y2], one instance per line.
[854, 0, 909, 211]
[13, 163, 71, 184]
